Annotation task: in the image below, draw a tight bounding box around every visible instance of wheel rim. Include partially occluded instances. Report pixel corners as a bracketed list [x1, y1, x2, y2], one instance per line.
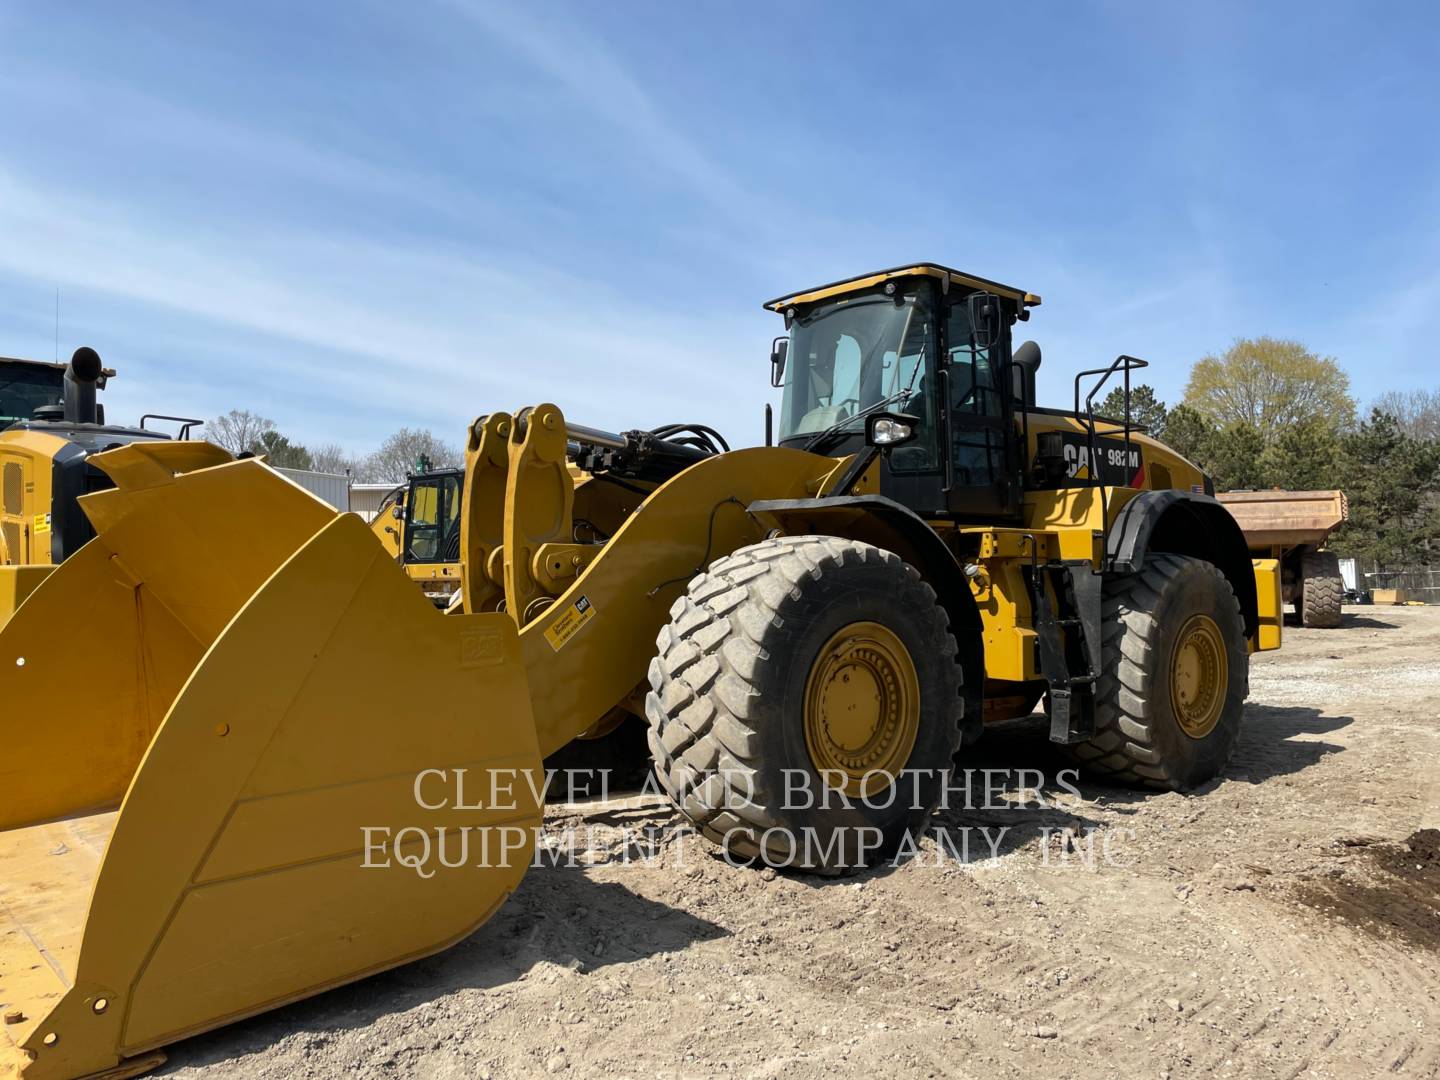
[803, 621, 920, 797]
[1170, 613, 1228, 739]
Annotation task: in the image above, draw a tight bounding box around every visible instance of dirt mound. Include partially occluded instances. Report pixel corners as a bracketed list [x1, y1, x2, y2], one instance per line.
[1297, 829, 1440, 952]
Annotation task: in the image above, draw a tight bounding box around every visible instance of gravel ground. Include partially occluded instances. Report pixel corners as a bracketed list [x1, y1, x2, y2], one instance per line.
[163, 606, 1440, 1079]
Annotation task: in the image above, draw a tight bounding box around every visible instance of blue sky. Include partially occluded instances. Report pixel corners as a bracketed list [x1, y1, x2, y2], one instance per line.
[1, 1, 1437, 452]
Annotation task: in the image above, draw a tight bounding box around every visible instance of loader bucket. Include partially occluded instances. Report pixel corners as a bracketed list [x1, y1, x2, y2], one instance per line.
[1, 445, 542, 1080]
[0, 567, 54, 631]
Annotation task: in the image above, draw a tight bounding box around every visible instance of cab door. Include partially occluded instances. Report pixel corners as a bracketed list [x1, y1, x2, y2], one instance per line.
[942, 298, 1021, 521]
[403, 476, 444, 563]
[1, 452, 32, 564]
[403, 473, 463, 564]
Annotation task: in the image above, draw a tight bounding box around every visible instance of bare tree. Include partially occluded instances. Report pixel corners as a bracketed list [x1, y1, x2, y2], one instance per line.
[360, 428, 463, 483]
[1373, 387, 1440, 442]
[309, 442, 361, 476]
[208, 409, 276, 454]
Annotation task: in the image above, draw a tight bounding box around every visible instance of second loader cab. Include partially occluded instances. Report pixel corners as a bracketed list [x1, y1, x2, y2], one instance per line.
[402, 468, 462, 566]
[767, 264, 1040, 522]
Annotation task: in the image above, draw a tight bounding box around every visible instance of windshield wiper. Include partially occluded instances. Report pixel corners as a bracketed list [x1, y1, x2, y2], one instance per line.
[802, 338, 928, 454]
[802, 389, 915, 454]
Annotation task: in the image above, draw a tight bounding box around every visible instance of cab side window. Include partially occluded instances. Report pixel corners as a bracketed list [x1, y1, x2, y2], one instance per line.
[441, 474, 462, 560]
[945, 303, 1006, 487]
[945, 305, 1004, 418]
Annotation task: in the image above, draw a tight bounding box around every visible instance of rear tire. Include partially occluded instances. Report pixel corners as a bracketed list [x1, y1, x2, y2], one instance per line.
[645, 536, 964, 873]
[1064, 554, 1248, 791]
[1299, 549, 1343, 628]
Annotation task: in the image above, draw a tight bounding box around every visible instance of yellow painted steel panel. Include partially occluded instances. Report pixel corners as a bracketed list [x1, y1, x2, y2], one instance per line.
[2, 451, 541, 1080]
[0, 565, 53, 627]
[1250, 558, 1282, 652]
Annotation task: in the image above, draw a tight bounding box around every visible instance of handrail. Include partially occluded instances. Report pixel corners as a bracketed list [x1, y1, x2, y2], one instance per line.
[1072, 355, 1150, 570]
[139, 413, 206, 441]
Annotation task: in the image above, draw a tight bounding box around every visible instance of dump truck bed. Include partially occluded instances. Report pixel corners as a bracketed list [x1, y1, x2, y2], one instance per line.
[1216, 489, 1347, 548]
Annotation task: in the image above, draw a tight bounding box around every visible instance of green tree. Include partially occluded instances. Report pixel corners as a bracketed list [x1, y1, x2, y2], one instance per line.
[1203, 422, 1268, 491]
[1099, 383, 1168, 435]
[1159, 403, 1215, 467]
[1258, 421, 1341, 491]
[1331, 410, 1440, 566]
[254, 428, 313, 470]
[1183, 337, 1354, 443]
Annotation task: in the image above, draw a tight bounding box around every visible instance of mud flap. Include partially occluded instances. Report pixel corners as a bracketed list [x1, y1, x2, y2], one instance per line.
[1, 449, 541, 1079]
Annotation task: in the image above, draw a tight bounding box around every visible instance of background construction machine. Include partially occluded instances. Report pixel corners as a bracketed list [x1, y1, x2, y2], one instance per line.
[1217, 488, 1347, 627]
[0, 264, 1280, 1080]
[0, 348, 203, 625]
[369, 466, 465, 608]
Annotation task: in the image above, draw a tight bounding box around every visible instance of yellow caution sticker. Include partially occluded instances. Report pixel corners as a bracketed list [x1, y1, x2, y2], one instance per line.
[545, 594, 595, 651]
[33, 513, 50, 534]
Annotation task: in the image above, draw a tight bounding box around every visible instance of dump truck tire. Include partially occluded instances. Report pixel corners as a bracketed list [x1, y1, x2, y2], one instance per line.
[645, 535, 964, 874]
[1299, 549, 1343, 628]
[1065, 553, 1248, 791]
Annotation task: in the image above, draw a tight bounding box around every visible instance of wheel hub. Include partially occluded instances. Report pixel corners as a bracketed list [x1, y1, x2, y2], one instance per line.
[803, 621, 920, 797]
[1170, 613, 1228, 739]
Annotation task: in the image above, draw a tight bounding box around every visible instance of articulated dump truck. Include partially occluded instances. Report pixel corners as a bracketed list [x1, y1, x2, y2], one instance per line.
[1216, 488, 1348, 627]
[0, 264, 1282, 1079]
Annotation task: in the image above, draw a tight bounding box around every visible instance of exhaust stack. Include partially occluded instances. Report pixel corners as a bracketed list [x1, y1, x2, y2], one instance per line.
[62, 346, 103, 424]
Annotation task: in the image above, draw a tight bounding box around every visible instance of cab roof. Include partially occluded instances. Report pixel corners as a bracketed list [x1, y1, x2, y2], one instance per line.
[764, 263, 1041, 313]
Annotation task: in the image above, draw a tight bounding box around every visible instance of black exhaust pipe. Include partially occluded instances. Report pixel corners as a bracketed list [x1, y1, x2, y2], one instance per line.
[63, 346, 103, 424]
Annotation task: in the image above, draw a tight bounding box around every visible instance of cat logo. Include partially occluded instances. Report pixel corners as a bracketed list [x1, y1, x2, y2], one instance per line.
[544, 594, 596, 651]
[1053, 432, 1146, 488]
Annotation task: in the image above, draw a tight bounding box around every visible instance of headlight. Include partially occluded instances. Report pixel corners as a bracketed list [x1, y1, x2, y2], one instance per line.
[870, 418, 912, 445]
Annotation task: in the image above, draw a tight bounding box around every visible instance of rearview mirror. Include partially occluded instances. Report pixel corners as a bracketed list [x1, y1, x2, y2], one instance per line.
[770, 337, 788, 387]
[967, 293, 1002, 350]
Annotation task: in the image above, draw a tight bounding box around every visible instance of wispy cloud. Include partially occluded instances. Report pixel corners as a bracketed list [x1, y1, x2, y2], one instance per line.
[0, 169, 768, 448]
[440, 0, 757, 224]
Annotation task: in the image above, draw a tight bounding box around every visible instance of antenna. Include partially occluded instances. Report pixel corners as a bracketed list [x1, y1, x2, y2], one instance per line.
[54, 288, 60, 362]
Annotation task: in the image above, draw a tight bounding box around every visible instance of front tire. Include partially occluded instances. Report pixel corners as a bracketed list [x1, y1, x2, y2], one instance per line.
[1065, 554, 1248, 790]
[645, 536, 964, 873]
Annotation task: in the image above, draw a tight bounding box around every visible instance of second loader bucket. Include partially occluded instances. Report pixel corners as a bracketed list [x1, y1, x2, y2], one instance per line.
[1, 445, 542, 1080]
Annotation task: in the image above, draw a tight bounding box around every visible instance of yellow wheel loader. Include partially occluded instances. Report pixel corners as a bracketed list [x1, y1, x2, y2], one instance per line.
[368, 467, 466, 608]
[0, 349, 203, 627]
[0, 264, 1281, 1079]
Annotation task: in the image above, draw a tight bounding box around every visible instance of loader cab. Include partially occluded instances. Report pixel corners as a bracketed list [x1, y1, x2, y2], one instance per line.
[768, 264, 1041, 522]
[402, 469, 463, 565]
[2, 349, 200, 569]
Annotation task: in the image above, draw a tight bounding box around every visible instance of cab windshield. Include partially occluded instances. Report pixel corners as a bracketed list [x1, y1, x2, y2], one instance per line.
[0, 363, 65, 428]
[777, 281, 935, 444]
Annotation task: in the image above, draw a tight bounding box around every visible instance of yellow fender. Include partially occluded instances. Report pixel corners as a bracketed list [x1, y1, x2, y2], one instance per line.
[1, 445, 541, 1080]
